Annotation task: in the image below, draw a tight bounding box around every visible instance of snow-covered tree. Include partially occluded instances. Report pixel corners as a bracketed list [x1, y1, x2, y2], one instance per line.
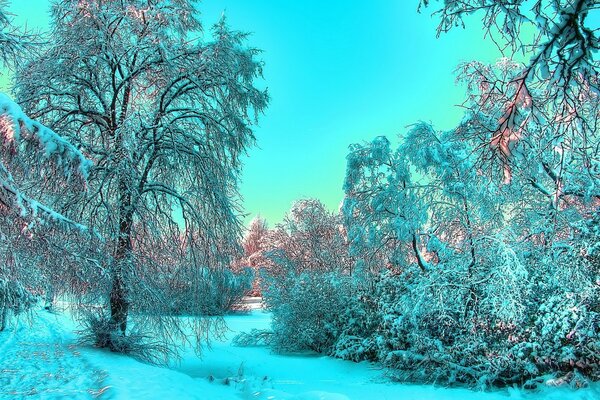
[233, 216, 268, 296]
[342, 135, 429, 277]
[243, 216, 269, 258]
[15, 0, 268, 356]
[421, 0, 598, 99]
[421, 1, 599, 187]
[0, 3, 91, 330]
[345, 2, 600, 384]
[340, 112, 599, 385]
[241, 216, 268, 274]
[0, 93, 94, 321]
[262, 199, 350, 276]
[0, 0, 39, 69]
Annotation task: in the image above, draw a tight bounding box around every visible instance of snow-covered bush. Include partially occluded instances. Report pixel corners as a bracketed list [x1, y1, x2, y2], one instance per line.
[510, 288, 600, 385]
[78, 311, 177, 365]
[330, 290, 380, 362]
[262, 267, 379, 360]
[372, 264, 532, 387]
[165, 266, 254, 316]
[259, 199, 359, 353]
[0, 278, 38, 331]
[263, 271, 350, 353]
[504, 215, 600, 384]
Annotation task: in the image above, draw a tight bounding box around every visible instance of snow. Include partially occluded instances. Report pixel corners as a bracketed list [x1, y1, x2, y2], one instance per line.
[1, 308, 600, 400]
[0, 312, 106, 399]
[0, 93, 91, 179]
[0, 93, 92, 231]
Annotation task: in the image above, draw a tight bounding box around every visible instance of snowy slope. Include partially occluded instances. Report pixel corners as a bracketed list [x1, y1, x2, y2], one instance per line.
[1, 309, 600, 400]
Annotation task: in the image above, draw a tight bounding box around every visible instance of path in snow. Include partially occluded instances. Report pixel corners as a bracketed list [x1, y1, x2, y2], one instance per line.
[0, 310, 109, 399]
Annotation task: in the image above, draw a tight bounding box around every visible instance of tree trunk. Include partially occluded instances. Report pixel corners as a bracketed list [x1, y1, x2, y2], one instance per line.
[44, 284, 54, 311]
[0, 306, 6, 332]
[110, 264, 129, 334]
[110, 176, 133, 335]
[462, 197, 478, 319]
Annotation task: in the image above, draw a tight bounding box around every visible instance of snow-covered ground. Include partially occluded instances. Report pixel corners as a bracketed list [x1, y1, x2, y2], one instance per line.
[1, 308, 600, 400]
[0, 311, 107, 399]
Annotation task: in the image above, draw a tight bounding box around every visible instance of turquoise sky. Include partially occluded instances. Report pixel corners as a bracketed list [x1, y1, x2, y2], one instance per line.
[7, 1, 504, 225]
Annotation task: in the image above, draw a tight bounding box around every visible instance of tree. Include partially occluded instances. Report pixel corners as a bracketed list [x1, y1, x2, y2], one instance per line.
[262, 199, 351, 276]
[421, 0, 598, 98]
[16, 0, 268, 355]
[341, 117, 600, 385]
[234, 216, 268, 296]
[342, 135, 429, 276]
[242, 216, 268, 262]
[332, 2, 600, 385]
[0, 3, 91, 330]
[0, 0, 39, 69]
[420, 0, 599, 186]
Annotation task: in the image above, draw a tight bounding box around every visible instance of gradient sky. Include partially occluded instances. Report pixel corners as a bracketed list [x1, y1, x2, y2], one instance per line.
[7, 1, 506, 225]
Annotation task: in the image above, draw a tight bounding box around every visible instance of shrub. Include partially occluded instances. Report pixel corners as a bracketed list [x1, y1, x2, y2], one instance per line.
[77, 311, 177, 365]
[232, 329, 273, 347]
[0, 278, 38, 331]
[162, 267, 254, 316]
[263, 271, 351, 353]
[513, 288, 600, 383]
[331, 284, 380, 362]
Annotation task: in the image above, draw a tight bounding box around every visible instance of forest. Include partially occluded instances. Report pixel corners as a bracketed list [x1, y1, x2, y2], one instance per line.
[1, 0, 600, 399]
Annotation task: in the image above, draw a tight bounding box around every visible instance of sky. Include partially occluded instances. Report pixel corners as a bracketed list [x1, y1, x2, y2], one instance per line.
[6, 0, 506, 225]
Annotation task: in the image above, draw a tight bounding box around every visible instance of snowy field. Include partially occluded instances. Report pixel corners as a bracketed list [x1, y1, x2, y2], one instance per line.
[1, 308, 599, 400]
